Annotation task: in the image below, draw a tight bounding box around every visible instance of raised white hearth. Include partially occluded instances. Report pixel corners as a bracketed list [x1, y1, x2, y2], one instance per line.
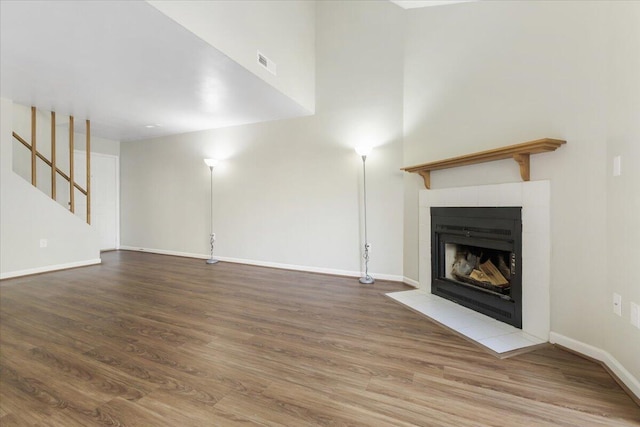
[387, 289, 546, 354]
[409, 181, 551, 349]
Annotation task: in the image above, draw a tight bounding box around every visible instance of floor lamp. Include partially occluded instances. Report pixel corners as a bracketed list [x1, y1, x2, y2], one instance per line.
[204, 158, 219, 265]
[355, 146, 374, 284]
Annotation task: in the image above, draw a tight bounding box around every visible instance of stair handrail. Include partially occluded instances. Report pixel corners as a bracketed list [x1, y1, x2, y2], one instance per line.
[11, 106, 92, 224]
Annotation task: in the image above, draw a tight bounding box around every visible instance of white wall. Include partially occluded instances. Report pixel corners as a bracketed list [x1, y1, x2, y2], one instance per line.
[88, 136, 120, 157]
[604, 1, 640, 383]
[402, 1, 639, 381]
[1, 98, 102, 278]
[120, 1, 405, 279]
[148, 0, 315, 113]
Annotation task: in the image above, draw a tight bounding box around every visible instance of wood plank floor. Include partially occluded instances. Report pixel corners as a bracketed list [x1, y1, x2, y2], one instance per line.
[1, 251, 638, 426]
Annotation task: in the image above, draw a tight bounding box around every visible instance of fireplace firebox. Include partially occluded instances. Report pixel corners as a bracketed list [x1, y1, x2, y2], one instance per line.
[431, 207, 522, 328]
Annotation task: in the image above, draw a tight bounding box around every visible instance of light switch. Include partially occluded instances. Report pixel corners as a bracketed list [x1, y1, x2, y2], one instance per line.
[613, 156, 621, 176]
[631, 302, 640, 328]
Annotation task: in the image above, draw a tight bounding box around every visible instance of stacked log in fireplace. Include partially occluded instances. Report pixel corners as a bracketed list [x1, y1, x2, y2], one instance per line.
[450, 245, 512, 295]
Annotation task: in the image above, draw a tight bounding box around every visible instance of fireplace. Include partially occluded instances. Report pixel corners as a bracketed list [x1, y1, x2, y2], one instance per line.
[431, 207, 522, 328]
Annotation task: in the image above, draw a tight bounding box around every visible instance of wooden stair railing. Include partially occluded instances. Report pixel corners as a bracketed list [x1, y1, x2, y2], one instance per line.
[12, 106, 92, 224]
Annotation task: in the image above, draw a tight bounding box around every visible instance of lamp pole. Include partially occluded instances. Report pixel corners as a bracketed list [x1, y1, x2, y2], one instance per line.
[204, 159, 219, 265]
[355, 147, 374, 284]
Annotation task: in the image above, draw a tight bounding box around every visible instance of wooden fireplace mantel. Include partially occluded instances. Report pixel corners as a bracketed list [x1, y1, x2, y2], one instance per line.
[401, 138, 566, 189]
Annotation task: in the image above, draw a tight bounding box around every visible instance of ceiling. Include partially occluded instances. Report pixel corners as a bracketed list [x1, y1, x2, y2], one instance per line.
[0, 1, 309, 142]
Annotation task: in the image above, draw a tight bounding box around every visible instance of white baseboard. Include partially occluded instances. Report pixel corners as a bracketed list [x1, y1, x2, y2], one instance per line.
[403, 277, 420, 288]
[218, 254, 361, 278]
[550, 332, 639, 400]
[119, 246, 207, 260]
[119, 246, 404, 282]
[0, 258, 102, 280]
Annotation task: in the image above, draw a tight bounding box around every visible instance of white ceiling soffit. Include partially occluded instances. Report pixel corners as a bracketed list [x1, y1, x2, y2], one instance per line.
[0, 1, 310, 142]
[390, 0, 476, 9]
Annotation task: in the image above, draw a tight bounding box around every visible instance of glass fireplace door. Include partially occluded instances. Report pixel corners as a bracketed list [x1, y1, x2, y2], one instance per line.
[431, 207, 522, 328]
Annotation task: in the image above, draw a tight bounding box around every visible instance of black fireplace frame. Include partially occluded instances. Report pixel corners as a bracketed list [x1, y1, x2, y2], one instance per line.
[431, 207, 522, 328]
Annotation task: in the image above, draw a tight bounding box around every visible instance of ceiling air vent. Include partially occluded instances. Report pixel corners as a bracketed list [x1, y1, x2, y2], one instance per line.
[257, 51, 277, 75]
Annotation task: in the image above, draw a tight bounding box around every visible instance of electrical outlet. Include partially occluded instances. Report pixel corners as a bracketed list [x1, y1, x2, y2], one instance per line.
[613, 293, 622, 316]
[39, 238, 48, 248]
[631, 302, 640, 329]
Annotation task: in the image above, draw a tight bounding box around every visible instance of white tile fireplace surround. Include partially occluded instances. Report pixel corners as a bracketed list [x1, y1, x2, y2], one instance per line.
[395, 181, 551, 354]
